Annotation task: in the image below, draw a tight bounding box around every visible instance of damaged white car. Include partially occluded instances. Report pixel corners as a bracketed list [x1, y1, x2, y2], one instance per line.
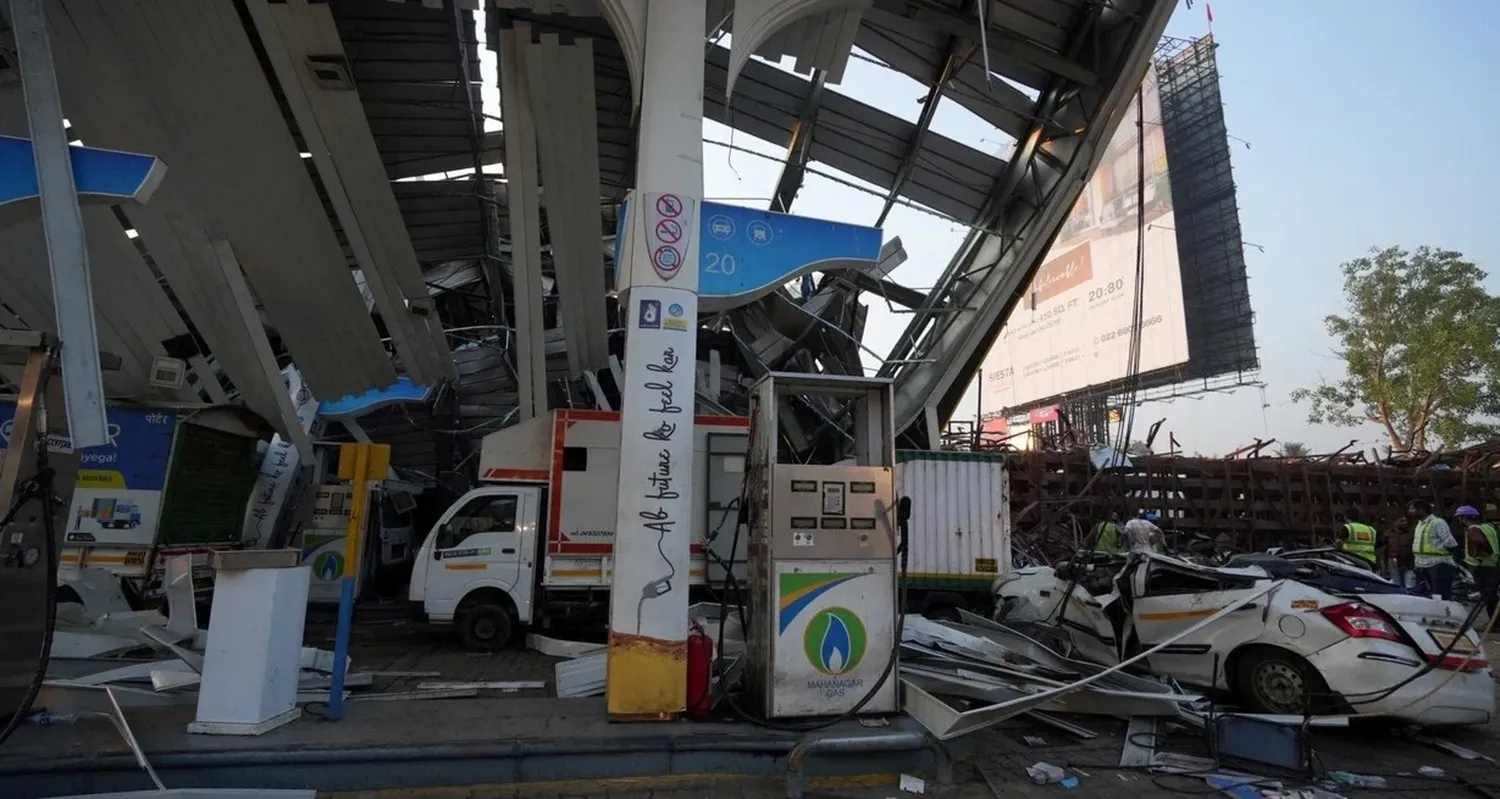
[993, 551, 1495, 726]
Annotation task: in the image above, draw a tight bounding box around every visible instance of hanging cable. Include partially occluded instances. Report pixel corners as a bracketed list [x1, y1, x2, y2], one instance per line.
[1042, 87, 1153, 628]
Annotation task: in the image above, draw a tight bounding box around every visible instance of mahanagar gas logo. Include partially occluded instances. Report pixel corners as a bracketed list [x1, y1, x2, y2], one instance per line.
[803, 606, 867, 675]
[313, 551, 345, 581]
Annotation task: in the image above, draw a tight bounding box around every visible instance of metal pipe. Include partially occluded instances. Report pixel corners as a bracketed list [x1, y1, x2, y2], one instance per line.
[784, 730, 950, 799]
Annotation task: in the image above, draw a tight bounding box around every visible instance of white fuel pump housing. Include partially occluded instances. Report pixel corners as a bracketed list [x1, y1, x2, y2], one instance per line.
[743, 373, 900, 719]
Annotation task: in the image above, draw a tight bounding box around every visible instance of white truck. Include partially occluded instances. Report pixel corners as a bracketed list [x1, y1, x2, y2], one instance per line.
[409, 410, 1010, 650]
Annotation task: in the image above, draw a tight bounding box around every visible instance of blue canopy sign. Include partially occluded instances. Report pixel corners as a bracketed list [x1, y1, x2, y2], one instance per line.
[616, 197, 883, 312]
[319, 377, 432, 420]
[0, 135, 167, 228]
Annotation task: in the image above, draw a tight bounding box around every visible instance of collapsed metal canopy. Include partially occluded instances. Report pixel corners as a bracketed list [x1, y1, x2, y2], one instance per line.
[0, 0, 1170, 469]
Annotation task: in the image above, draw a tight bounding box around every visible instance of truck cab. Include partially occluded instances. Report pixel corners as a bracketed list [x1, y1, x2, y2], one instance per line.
[409, 409, 749, 651]
[410, 484, 542, 649]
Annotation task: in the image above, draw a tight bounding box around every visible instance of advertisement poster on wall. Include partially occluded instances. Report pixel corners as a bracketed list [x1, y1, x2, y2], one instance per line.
[241, 366, 318, 549]
[0, 404, 179, 548]
[980, 70, 1190, 412]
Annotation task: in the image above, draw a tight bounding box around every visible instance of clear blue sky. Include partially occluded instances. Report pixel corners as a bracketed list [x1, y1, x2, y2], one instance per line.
[698, 0, 1500, 457]
[1138, 0, 1500, 455]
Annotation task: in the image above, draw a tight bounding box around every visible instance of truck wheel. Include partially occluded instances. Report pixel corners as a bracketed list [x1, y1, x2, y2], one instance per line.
[458, 603, 512, 652]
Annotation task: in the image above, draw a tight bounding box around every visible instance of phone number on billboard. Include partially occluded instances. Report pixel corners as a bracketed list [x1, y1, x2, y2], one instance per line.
[1094, 315, 1164, 344]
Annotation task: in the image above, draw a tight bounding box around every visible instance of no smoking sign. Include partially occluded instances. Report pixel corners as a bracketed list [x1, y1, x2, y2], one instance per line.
[655, 218, 682, 244]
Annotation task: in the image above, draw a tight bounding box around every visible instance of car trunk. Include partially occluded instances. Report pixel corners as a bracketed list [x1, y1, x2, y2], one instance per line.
[1360, 595, 1484, 666]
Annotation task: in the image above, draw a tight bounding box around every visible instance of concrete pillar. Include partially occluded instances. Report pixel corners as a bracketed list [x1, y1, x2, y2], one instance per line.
[606, 0, 706, 721]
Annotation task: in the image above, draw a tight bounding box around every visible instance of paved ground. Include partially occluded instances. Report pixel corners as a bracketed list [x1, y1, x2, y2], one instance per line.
[307, 611, 565, 695]
[322, 717, 1500, 798]
[313, 697, 1500, 798]
[310, 617, 1500, 798]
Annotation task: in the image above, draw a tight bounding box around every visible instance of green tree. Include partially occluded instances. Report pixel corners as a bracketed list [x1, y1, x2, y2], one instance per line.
[1277, 441, 1309, 458]
[1291, 246, 1500, 452]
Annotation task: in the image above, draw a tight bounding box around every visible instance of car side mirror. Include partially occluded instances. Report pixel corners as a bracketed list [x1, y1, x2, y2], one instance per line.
[434, 524, 453, 553]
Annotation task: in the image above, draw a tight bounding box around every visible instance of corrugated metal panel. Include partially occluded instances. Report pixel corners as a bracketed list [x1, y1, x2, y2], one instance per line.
[895, 452, 1010, 579]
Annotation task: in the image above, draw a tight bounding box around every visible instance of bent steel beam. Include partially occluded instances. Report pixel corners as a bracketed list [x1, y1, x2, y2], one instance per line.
[9, 0, 109, 447]
[883, 0, 1177, 443]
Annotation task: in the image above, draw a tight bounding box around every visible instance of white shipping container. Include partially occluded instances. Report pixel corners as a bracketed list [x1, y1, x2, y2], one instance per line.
[895, 451, 1010, 589]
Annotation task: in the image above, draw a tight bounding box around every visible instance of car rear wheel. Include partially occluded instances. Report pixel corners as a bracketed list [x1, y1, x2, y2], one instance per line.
[1236, 648, 1327, 715]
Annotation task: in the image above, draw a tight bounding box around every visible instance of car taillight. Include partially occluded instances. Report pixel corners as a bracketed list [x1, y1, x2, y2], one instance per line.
[1426, 652, 1489, 673]
[1321, 602, 1406, 644]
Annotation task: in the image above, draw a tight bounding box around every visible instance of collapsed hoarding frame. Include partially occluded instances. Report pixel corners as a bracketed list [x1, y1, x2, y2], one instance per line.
[903, 580, 1281, 740]
[972, 33, 1259, 440]
[1004, 445, 1500, 560]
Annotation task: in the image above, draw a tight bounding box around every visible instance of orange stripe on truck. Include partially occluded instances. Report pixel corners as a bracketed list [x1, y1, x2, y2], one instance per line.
[482, 468, 548, 481]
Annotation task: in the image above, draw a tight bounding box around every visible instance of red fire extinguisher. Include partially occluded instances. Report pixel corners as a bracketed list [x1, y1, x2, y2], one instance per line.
[686, 622, 714, 718]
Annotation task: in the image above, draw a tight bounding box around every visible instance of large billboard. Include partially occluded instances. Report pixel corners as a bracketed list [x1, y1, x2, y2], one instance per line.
[980, 70, 1188, 414]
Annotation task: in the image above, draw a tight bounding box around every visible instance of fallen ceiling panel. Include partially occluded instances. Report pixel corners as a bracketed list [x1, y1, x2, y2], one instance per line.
[122, 200, 303, 440]
[0, 85, 191, 400]
[244, 0, 456, 387]
[524, 33, 609, 375]
[51, 0, 395, 401]
[326, 0, 484, 180]
[13, 5, 310, 436]
[0, 214, 192, 400]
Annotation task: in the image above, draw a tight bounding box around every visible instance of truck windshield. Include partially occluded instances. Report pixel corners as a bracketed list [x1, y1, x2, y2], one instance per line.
[445, 495, 519, 549]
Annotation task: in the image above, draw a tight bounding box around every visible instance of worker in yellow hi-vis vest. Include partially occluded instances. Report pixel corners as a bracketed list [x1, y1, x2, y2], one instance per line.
[1409, 499, 1460, 600]
[1459, 504, 1499, 618]
[1335, 507, 1379, 569]
[1084, 511, 1124, 554]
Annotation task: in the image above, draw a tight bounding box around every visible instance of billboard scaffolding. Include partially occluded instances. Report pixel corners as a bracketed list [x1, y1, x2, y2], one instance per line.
[1151, 35, 1257, 386]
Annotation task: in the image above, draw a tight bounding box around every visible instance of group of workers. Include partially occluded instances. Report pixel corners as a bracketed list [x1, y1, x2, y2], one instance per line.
[1085, 510, 1165, 555]
[1335, 499, 1499, 610]
[1083, 500, 1500, 611]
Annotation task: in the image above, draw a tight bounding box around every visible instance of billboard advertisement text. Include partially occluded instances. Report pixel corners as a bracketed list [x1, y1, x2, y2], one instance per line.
[980, 71, 1189, 412]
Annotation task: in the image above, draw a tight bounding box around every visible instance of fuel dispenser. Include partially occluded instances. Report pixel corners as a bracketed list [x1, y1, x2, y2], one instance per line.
[742, 373, 901, 719]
